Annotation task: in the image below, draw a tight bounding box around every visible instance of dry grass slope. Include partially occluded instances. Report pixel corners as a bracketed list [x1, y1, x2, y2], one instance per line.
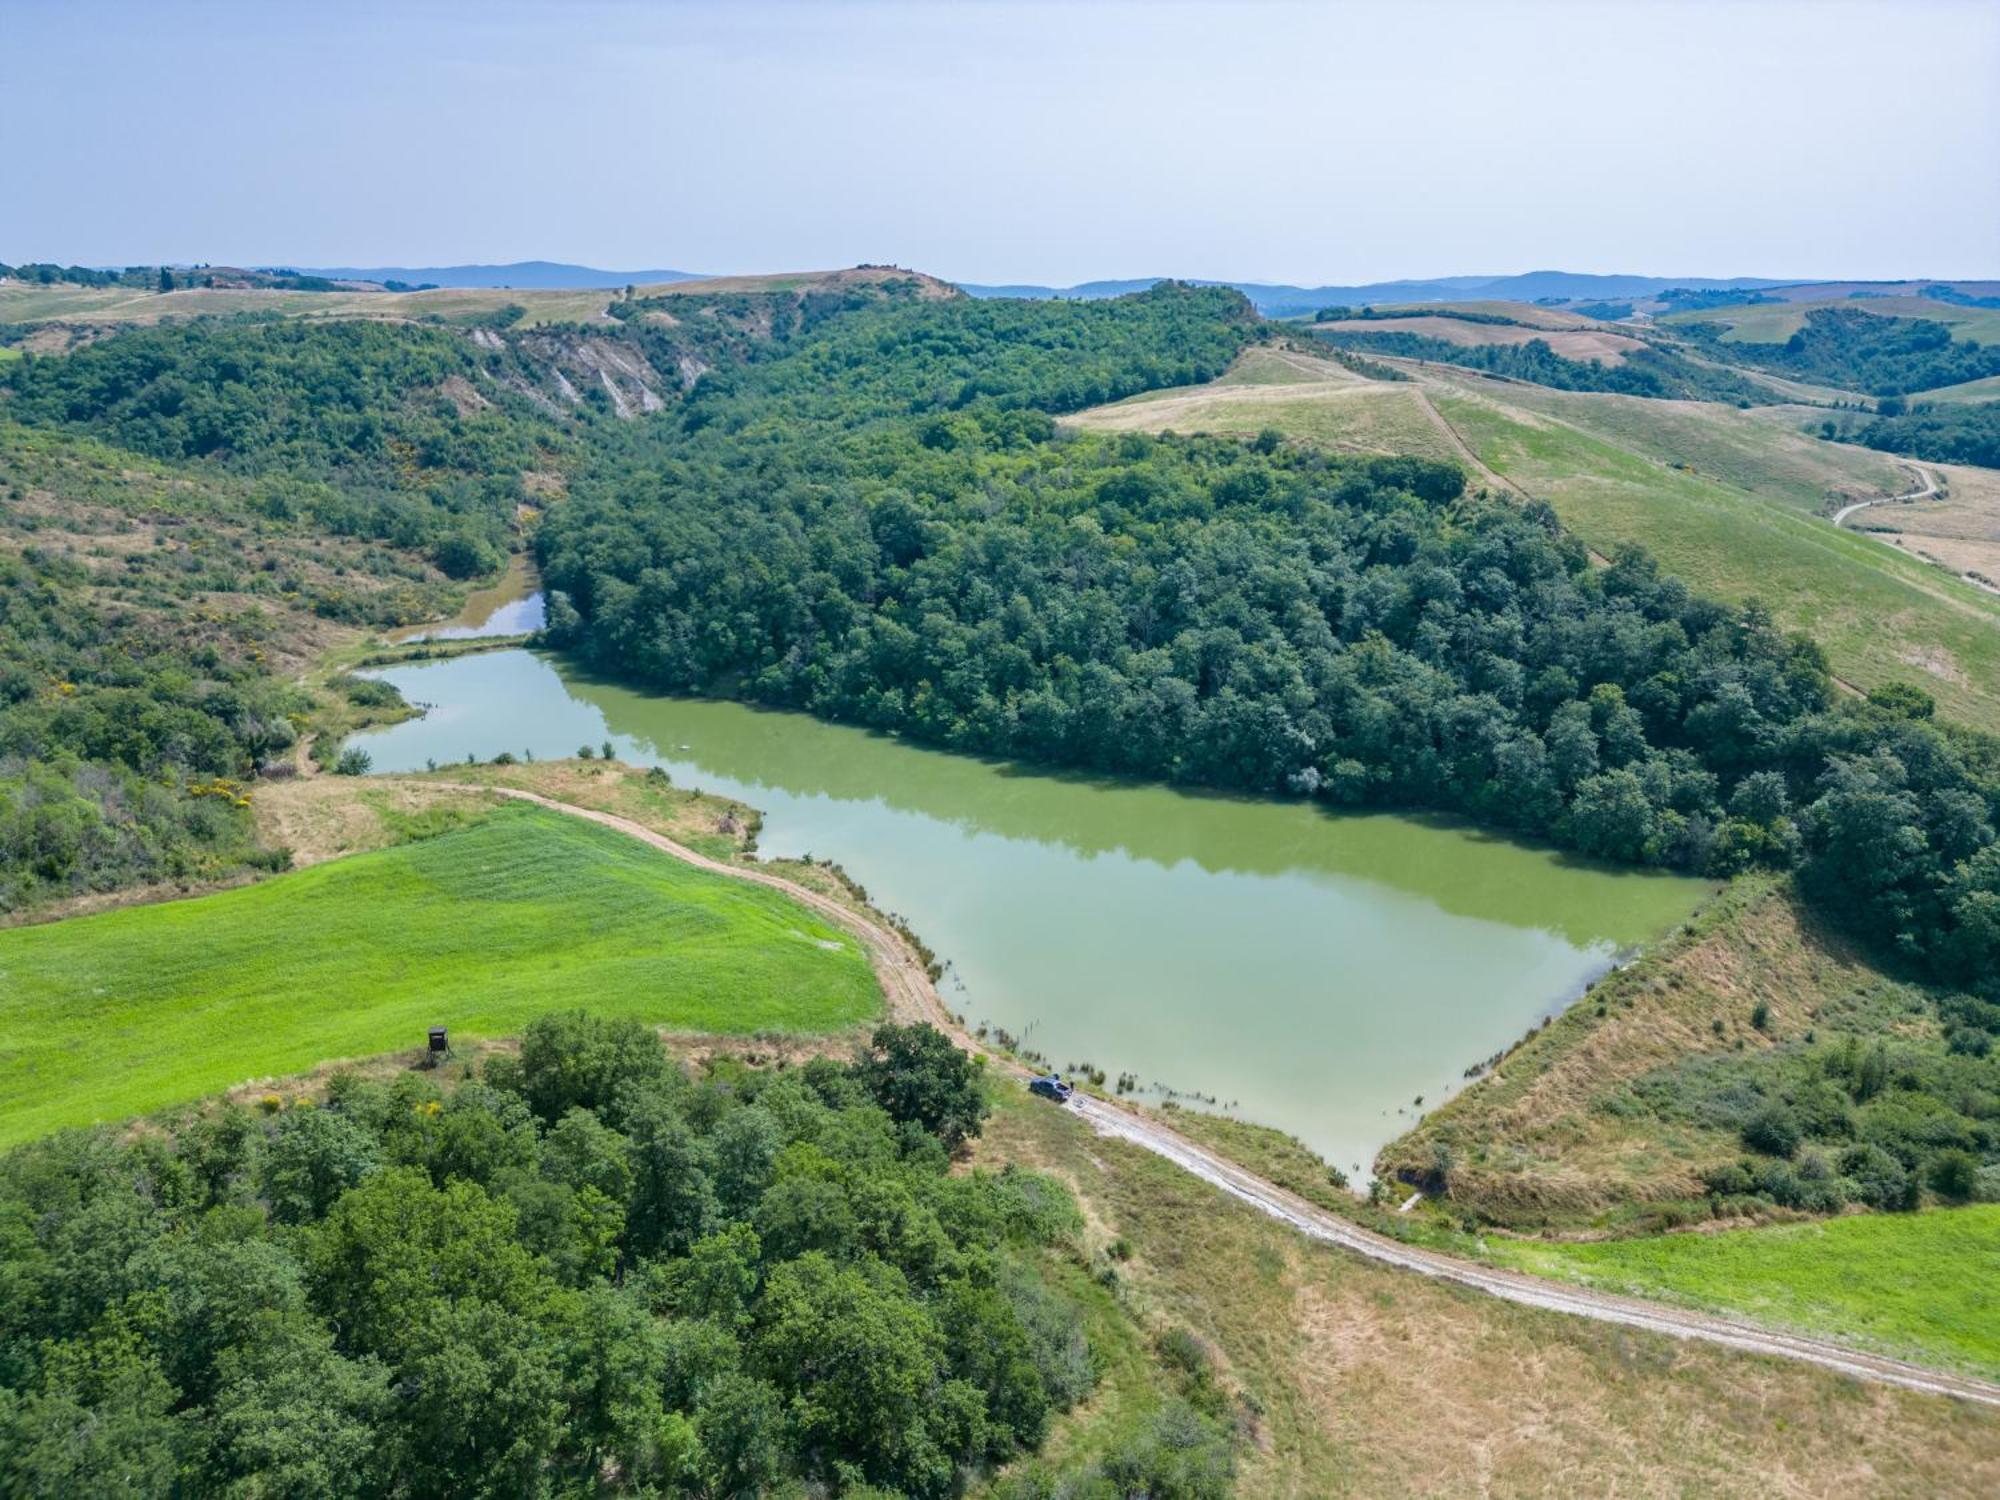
[981, 1088, 2000, 1498]
[1376, 876, 1893, 1221]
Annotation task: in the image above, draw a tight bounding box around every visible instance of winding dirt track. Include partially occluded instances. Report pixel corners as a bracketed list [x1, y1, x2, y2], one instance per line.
[1832, 461, 1940, 529]
[442, 781, 2000, 1409]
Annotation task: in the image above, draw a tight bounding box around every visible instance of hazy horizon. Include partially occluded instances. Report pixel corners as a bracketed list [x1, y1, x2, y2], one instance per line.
[5, 0, 1996, 285]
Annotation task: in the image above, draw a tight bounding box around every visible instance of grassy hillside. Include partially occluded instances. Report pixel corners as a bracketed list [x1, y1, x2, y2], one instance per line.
[981, 1087, 2000, 1496]
[1489, 1207, 2000, 1380]
[1378, 871, 2000, 1240]
[1073, 349, 2000, 729]
[1671, 296, 2000, 347]
[1067, 348, 1461, 462]
[1431, 388, 2000, 725]
[1924, 373, 2000, 404]
[0, 804, 880, 1144]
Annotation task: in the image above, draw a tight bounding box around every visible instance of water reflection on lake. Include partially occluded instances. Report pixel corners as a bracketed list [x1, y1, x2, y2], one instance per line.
[355, 643, 1711, 1176]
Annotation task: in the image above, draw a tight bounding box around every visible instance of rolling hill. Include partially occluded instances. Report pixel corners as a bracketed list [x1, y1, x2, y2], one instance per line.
[291, 259, 707, 288]
[1070, 344, 2000, 730]
[960, 269, 1792, 313]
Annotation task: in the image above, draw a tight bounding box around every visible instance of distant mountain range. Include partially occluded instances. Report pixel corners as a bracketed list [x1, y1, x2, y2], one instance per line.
[956, 271, 1794, 314]
[270, 262, 1792, 307]
[264, 262, 1987, 316]
[286, 260, 707, 289]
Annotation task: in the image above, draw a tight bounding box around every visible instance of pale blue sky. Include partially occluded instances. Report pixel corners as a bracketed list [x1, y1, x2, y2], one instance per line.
[4, 0, 1995, 284]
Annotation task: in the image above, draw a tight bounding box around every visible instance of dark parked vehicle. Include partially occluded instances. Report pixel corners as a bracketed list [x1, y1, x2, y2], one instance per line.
[1030, 1074, 1073, 1103]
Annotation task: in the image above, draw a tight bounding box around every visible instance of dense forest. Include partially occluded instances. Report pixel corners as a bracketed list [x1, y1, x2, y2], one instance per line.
[1823, 400, 2000, 470]
[1309, 325, 1767, 402]
[528, 285, 1997, 992]
[1680, 306, 2000, 396]
[0, 1014, 1234, 1496]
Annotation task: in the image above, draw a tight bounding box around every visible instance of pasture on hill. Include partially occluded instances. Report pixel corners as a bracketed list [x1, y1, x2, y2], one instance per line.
[1076, 349, 2000, 731]
[0, 803, 881, 1145]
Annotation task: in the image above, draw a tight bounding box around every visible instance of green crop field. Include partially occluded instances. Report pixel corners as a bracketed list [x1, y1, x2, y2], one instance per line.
[1489, 1207, 2000, 1379]
[0, 805, 880, 1145]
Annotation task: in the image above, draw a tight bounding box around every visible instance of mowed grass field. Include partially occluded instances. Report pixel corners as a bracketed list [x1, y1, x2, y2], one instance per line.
[0, 804, 880, 1144]
[1489, 1207, 2000, 1380]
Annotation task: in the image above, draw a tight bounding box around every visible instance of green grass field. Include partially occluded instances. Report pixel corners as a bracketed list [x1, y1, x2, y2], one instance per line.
[0, 805, 880, 1144]
[1921, 373, 2000, 404]
[1432, 390, 2000, 730]
[1489, 1207, 2000, 1379]
[1666, 296, 2000, 348]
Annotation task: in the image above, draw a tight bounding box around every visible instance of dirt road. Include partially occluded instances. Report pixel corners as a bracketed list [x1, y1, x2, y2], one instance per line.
[1832, 461, 1940, 528]
[437, 780, 2000, 1409]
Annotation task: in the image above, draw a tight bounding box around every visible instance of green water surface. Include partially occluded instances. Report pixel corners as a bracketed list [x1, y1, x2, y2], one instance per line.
[356, 645, 1710, 1176]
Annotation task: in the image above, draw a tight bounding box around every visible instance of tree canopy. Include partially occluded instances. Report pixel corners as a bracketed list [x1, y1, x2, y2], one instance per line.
[0, 1016, 1136, 1498]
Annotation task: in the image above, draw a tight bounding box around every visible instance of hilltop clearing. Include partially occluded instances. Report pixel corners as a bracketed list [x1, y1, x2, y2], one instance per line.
[0, 264, 959, 334]
[1668, 294, 2000, 349]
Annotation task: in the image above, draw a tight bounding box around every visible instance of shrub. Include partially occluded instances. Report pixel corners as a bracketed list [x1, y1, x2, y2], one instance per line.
[1741, 1103, 1802, 1158]
[1928, 1148, 1981, 1201]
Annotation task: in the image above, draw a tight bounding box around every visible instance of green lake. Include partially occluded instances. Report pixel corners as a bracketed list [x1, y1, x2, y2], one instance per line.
[355, 643, 1710, 1177]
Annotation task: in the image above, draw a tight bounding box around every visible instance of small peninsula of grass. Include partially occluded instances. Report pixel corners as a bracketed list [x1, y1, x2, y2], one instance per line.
[0, 804, 880, 1144]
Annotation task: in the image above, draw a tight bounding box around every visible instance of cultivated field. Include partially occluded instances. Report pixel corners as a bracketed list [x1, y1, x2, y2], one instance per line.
[0, 802, 880, 1144]
[1312, 314, 1650, 364]
[1849, 458, 2000, 589]
[1337, 299, 1614, 330]
[0, 266, 958, 332]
